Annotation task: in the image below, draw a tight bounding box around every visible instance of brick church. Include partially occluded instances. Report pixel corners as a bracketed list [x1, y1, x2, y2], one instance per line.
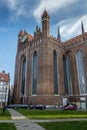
[14, 10, 87, 109]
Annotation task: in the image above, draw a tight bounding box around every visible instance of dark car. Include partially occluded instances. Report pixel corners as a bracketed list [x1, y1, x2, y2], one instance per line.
[7, 104, 19, 109]
[31, 104, 46, 110]
[62, 104, 77, 110]
[7, 104, 29, 109]
[18, 104, 29, 108]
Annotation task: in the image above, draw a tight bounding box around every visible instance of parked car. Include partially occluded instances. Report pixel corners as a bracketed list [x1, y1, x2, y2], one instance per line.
[62, 104, 77, 110]
[7, 104, 17, 108]
[18, 104, 29, 109]
[31, 104, 46, 110]
[7, 104, 29, 109]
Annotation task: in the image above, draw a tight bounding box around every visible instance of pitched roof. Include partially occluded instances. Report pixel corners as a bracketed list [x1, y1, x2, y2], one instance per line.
[0, 71, 9, 82]
[42, 10, 49, 18]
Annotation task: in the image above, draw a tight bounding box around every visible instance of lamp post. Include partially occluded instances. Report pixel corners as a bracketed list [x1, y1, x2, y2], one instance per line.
[3, 86, 7, 113]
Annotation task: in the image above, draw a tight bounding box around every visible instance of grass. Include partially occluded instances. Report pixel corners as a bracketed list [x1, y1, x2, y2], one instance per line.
[0, 123, 16, 130]
[16, 109, 87, 119]
[0, 108, 11, 120]
[39, 121, 87, 130]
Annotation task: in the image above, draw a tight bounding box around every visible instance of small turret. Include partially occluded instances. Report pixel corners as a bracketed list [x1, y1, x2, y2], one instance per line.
[18, 30, 23, 37]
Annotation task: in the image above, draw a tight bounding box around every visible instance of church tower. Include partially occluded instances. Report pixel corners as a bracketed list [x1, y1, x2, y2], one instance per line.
[41, 10, 50, 37]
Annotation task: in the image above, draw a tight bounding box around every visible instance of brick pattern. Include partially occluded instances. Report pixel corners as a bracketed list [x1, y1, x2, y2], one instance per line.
[14, 10, 87, 106]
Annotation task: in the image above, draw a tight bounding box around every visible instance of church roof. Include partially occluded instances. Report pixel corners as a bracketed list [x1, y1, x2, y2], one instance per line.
[63, 32, 87, 46]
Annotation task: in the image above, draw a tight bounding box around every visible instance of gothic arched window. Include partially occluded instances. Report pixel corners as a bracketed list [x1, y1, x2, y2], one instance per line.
[32, 51, 37, 95]
[63, 55, 68, 94]
[66, 55, 73, 95]
[63, 54, 73, 95]
[53, 50, 58, 94]
[76, 50, 86, 94]
[21, 57, 26, 96]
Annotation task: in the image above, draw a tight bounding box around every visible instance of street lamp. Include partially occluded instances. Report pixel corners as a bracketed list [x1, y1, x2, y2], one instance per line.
[3, 86, 7, 113]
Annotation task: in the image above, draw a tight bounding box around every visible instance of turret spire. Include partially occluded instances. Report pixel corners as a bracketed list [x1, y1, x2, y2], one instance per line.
[57, 26, 61, 41]
[81, 19, 85, 34]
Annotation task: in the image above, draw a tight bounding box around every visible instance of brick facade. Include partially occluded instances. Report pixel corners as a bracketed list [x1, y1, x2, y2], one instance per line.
[14, 10, 87, 108]
[0, 71, 10, 107]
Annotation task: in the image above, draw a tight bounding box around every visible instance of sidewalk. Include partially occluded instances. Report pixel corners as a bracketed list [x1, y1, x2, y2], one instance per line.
[8, 109, 46, 130]
[2, 109, 87, 130]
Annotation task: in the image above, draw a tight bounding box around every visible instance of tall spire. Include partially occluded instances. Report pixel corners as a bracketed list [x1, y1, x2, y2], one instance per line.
[57, 26, 61, 41]
[81, 19, 85, 34]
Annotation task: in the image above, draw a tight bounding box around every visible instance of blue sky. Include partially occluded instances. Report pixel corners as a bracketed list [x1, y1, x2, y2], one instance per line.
[0, 0, 87, 84]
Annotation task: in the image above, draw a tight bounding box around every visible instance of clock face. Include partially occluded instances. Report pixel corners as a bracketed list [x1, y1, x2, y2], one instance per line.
[20, 35, 27, 43]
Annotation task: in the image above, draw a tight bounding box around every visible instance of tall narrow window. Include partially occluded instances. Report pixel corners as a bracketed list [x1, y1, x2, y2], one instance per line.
[76, 50, 86, 94]
[53, 50, 58, 94]
[21, 57, 26, 96]
[63, 55, 69, 94]
[66, 55, 73, 95]
[32, 51, 37, 95]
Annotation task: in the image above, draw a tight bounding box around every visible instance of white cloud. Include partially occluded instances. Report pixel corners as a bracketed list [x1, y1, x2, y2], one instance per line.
[33, 0, 77, 22]
[50, 15, 87, 41]
[5, 0, 29, 22]
[60, 18, 81, 38]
